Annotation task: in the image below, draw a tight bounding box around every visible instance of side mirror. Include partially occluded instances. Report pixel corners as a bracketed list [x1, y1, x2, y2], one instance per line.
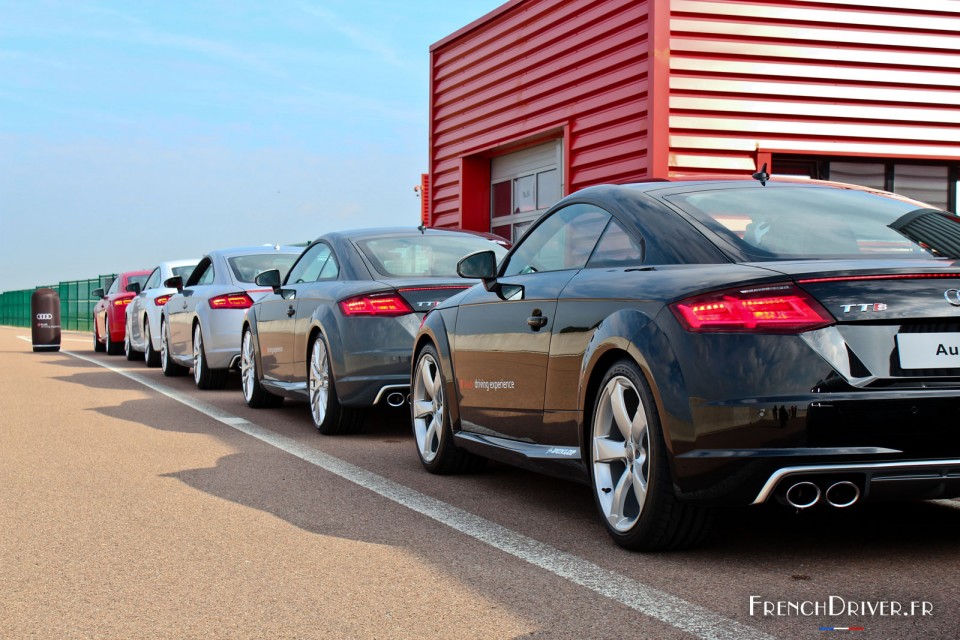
[458, 250, 497, 279]
[164, 276, 184, 293]
[255, 269, 282, 294]
[125, 282, 141, 295]
[457, 250, 498, 292]
[91, 288, 104, 299]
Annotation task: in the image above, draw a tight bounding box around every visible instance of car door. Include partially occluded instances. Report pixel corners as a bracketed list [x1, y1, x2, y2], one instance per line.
[170, 258, 214, 357]
[130, 267, 159, 348]
[452, 204, 611, 440]
[95, 277, 119, 339]
[257, 242, 338, 382]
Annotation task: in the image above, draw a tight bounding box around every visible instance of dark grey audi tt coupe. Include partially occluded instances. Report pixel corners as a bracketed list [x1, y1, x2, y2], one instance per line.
[411, 177, 960, 550]
[241, 227, 508, 434]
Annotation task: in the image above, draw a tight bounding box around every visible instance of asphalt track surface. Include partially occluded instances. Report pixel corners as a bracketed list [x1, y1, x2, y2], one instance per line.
[2, 325, 958, 639]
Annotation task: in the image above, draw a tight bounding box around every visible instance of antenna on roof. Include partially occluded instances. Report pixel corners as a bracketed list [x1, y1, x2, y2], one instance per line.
[752, 163, 770, 186]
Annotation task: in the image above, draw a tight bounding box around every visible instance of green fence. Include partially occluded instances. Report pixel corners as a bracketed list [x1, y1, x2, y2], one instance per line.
[1, 275, 117, 331]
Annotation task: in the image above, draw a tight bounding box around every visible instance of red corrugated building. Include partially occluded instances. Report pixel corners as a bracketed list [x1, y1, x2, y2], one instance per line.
[426, 0, 960, 241]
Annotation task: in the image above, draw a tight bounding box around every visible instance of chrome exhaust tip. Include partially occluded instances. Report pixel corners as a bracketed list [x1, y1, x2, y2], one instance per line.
[824, 481, 860, 508]
[386, 392, 406, 407]
[784, 481, 821, 509]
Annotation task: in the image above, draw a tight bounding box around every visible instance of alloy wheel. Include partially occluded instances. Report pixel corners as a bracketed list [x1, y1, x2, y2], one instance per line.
[241, 331, 256, 402]
[161, 321, 169, 367]
[308, 336, 330, 427]
[592, 375, 650, 533]
[412, 352, 444, 463]
[193, 327, 203, 385]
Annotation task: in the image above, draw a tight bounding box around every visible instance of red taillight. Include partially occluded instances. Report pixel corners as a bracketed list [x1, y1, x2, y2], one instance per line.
[209, 293, 254, 310]
[113, 298, 132, 306]
[671, 284, 833, 333]
[154, 295, 171, 306]
[339, 294, 413, 317]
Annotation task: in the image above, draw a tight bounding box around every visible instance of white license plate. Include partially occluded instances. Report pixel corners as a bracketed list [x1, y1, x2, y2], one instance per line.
[897, 333, 960, 369]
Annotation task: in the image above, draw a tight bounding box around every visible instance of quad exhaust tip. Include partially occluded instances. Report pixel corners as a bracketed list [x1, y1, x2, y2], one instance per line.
[784, 481, 821, 509]
[824, 481, 860, 508]
[782, 480, 861, 509]
[385, 392, 406, 407]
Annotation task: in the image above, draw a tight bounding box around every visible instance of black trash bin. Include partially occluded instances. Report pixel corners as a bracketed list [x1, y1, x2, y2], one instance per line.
[31, 288, 61, 352]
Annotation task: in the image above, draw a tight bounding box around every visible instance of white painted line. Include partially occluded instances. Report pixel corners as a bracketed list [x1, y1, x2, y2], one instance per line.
[59, 347, 772, 640]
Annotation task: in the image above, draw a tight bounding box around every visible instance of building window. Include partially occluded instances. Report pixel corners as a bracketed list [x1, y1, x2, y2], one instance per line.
[894, 164, 949, 210]
[773, 155, 957, 212]
[829, 162, 885, 191]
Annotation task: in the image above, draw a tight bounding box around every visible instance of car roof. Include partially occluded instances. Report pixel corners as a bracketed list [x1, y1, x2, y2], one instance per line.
[319, 227, 495, 243]
[119, 268, 152, 278]
[205, 245, 303, 259]
[157, 259, 200, 269]
[584, 177, 882, 196]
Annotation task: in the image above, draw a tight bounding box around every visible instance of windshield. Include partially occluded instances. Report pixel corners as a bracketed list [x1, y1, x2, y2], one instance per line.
[665, 186, 960, 260]
[172, 265, 196, 280]
[356, 235, 509, 277]
[227, 254, 298, 283]
[127, 274, 149, 289]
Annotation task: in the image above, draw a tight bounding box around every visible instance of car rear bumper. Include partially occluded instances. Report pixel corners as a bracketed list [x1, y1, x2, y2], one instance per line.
[752, 458, 960, 506]
[201, 310, 246, 370]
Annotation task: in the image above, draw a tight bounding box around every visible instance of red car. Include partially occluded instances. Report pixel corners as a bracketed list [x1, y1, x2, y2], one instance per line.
[93, 270, 151, 355]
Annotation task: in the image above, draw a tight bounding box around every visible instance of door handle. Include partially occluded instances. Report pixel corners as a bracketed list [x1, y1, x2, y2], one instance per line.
[286, 306, 296, 317]
[527, 313, 548, 330]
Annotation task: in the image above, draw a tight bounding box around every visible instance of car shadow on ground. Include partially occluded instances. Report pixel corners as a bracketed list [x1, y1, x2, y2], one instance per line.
[85, 391, 960, 558]
[711, 499, 960, 557]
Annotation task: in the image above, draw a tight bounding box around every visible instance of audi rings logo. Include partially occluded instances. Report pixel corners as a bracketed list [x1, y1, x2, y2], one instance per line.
[945, 289, 960, 307]
[36, 313, 53, 320]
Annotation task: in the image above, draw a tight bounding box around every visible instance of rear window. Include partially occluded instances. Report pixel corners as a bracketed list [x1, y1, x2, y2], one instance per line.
[666, 186, 960, 260]
[355, 235, 509, 278]
[227, 254, 298, 283]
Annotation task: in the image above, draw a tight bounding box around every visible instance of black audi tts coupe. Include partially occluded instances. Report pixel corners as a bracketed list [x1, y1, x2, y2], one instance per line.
[410, 177, 960, 550]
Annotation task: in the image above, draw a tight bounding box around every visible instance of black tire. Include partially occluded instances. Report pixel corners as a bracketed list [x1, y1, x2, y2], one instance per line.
[93, 318, 106, 352]
[411, 344, 486, 474]
[589, 358, 713, 551]
[241, 328, 283, 408]
[160, 319, 188, 377]
[144, 320, 160, 368]
[105, 317, 122, 355]
[124, 327, 142, 361]
[193, 324, 227, 390]
[308, 332, 362, 435]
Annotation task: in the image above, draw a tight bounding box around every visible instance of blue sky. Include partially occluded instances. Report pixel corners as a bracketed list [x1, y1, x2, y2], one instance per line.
[0, 0, 503, 291]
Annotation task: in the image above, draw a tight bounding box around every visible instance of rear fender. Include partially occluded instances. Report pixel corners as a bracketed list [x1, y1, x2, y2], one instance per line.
[579, 309, 694, 459]
[307, 304, 344, 381]
[414, 308, 461, 431]
[243, 310, 265, 379]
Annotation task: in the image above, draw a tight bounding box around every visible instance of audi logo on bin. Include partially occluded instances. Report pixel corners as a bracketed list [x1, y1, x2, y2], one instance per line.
[31, 288, 61, 352]
[944, 289, 960, 307]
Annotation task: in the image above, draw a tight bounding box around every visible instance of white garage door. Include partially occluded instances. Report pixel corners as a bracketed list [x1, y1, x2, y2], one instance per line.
[490, 140, 563, 242]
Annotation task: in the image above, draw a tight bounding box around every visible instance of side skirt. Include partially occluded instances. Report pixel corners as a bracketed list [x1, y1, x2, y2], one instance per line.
[454, 432, 590, 484]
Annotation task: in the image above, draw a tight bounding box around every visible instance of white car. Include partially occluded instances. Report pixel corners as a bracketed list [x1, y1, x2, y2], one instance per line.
[160, 245, 301, 389]
[124, 259, 200, 366]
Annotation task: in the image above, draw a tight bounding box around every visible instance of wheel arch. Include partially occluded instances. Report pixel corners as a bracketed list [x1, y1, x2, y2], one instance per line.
[242, 311, 266, 379]
[578, 309, 694, 465]
[413, 310, 461, 432]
